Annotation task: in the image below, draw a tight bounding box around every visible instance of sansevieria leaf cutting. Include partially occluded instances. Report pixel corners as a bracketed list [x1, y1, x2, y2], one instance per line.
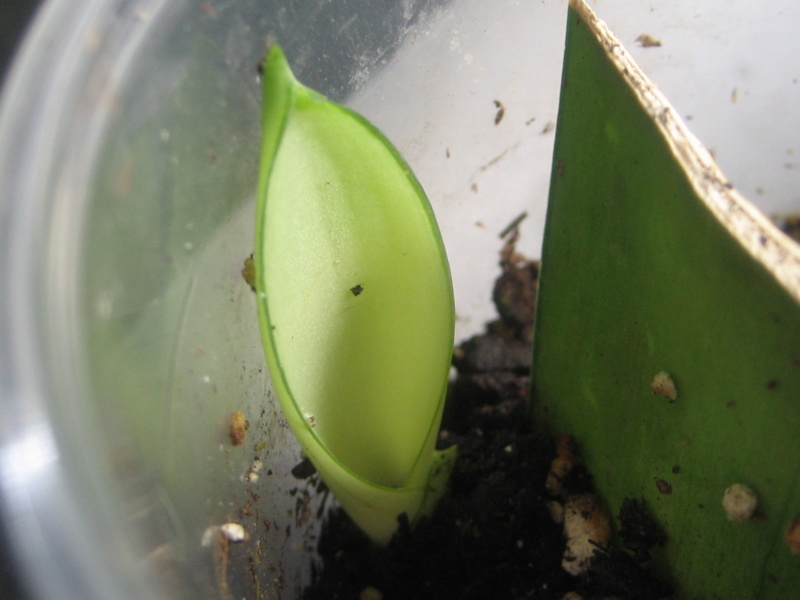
[533, 1, 800, 597]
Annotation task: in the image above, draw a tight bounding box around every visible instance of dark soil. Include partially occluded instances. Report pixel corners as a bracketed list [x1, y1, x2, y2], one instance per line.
[302, 229, 673, 600]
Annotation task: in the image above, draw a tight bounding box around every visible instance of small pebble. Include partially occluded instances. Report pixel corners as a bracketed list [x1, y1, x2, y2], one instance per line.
[561, 494, 611, 575]
[722, 483, 758, 521]
[229, 410, 248, 446]
[359, 586, 383, 600]
[651, 371, 678, 401]
[220, 522, 247, 543]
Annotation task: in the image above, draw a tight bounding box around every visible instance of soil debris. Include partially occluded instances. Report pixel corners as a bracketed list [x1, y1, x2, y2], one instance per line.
[561, 493, 612, 576]
[492, 228, 539, 342]
[242, 254, 256, 291]
[617, 498, 666, 562]
[220, 522, 248, 543]
[777, 214, 800, 244]
[546, 434, 577, 497]
[635, 34, 662, 48]
[499, 211, 528, 239]
[291, 457, 317, 480]
[229, 410, 249, 446]
[786, 516, 800, 554]
[494, 99, 506, 125]
[654, 479, 673, 495]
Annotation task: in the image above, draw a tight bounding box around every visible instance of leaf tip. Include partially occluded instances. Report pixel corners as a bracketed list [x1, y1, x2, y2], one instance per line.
[259, 43, 303, 100]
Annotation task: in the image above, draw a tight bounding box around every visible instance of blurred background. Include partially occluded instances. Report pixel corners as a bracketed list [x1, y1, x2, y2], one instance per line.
[0, 0, 42, 84]
[1, 2, 42, 597]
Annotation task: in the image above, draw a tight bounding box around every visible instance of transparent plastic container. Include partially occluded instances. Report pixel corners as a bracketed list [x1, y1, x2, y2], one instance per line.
[1, 0, 798, 599]
[0, 1, 565, 598]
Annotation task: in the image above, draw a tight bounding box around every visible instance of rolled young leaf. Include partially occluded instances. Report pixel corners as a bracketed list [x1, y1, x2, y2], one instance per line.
[255, 46, 455, 545]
